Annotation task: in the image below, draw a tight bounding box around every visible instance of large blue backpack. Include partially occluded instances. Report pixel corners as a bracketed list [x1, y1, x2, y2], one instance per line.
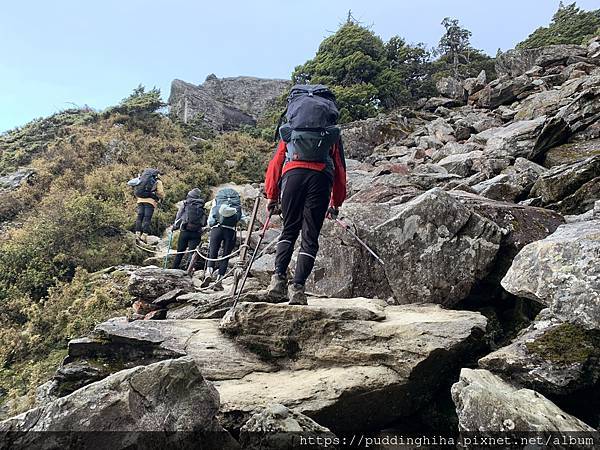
[276, 85, 340, 163]
[211, 188, 242, 228]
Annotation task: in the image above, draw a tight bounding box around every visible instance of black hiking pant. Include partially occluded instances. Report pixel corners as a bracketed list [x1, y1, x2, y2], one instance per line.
[274, 168, 332, 285]
[135, 203, 154, 234]
[172, 229, 202, 270]
[206, 226, 236, 276]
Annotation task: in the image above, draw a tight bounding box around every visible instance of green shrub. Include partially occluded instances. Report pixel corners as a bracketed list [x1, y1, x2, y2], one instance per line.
[292, 17, 495, 122]
[517, 2, 600, 49]
[0, 108, 98, 175]
[0, 85, 275, 408]
[0, 268, 131, 410]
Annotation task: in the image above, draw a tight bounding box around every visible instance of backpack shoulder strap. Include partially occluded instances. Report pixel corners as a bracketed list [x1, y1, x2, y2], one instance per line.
[274, 108, 288, 142]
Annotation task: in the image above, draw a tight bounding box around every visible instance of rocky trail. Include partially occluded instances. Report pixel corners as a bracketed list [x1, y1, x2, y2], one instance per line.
[2, 41, 600, 447]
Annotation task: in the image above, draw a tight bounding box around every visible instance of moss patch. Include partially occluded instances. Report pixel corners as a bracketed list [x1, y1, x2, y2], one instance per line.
[526, 323, 600, 364]
[0, 348, 67, 415]
[543, 141, 600, 168]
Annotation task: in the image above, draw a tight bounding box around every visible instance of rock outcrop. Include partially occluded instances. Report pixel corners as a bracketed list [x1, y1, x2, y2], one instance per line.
[531, 155, 600, 214]
[168, 75, 290, 131]
[0, 168, 34, 192]
[495, 45, 588, 77]
[239, 404, 335, 450]
[479, 315, 600, 398]
[128, 266, 194, 300]
[55, 297, 488, 433]
[452, 368, 595, 432]
[501, 220, 600, 330]
[0, 358, 236, 449]
[306, 188, 503, 305]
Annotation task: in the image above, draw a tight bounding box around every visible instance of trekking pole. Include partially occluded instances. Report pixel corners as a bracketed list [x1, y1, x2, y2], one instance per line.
[162, 228, 175, 269]
[229, 191, 262, 296]
[232, 211, 273, 308]
[335, 219, 385, 265]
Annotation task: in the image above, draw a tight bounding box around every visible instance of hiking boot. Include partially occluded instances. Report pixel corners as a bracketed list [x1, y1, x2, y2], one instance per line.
[201, 268, 214, 288]
[267, 273, 288, 299]
[213, 275, 224, 291]
[288, 283, 308, 306]
[140, 233, 149, 243]
[135, 231, 141, 239]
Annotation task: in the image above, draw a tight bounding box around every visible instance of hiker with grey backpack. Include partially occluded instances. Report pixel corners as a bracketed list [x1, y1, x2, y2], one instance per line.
[264, 84, 347, 305]
[202, 188, 243, 288]
[171, 188, 207, 270]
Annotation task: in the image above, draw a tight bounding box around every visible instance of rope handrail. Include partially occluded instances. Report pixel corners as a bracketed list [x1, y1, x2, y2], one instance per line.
[134, 242, 246, 262]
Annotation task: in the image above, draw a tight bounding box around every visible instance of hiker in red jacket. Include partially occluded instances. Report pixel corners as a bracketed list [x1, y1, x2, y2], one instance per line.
[264, 128, 347, 305]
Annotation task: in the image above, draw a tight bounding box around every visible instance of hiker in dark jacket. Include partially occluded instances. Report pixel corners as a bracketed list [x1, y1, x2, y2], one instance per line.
[264, 136, 347, 304]
[202, 190, 243, 288]
[134, 168, 165, 243]
[172, 188, 207, 270]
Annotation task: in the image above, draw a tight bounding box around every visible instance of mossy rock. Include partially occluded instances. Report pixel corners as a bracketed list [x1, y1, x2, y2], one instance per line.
[543, 139, 600, 168]
[526, 323, 600, 364]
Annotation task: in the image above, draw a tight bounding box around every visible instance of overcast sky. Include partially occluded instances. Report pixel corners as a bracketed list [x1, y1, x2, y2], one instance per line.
[1, 0, 598, 132]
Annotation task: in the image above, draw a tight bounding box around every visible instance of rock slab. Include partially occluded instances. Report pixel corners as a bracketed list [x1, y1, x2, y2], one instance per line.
[0, 358, 235, 449]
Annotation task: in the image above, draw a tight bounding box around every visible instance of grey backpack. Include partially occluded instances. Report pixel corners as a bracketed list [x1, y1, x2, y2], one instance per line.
[276, 85, 340, 163]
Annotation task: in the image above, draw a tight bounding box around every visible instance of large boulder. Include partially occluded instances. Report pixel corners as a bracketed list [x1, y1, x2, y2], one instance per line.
[60, 298, 488, 433]
[495, 45, 588, 77]
[502, 157, 548, 195]
[451, 368, 594, 432]
[482, 117, 546, 159]
[128, 266, 194, 300]
[471, 174, 522, 202]
[431, 141, 483, 163]
[513, 89, 566, 121]
[168, 76, 290, 131]
[532, 76, 600, 159]
[531, 155, 600, 214]
[480, 314, 600, 399]
[310, 188, 561, 300]
[470, 75, 536, 109]
[422, 96, 463, 111]
[334, 188, 502, 306]
[239, 404, 335, 450]
[463, 70, 487, 95]
[470, 157, 547, 202]
[542, 138, 600, 168]
[501, 220, 600, 330]
[450, 191, 564, 281]
[436, 77, 467, 101]
[0, 358, 235, 449]
[426, 117, 456, 144]
[217, 299, 487, 431]
[341, 115, 413, 160]
[438, 151, 484, 177]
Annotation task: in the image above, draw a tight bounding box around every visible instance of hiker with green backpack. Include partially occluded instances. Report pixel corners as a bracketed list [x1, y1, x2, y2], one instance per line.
[202, 188, 243, 287]
[171, 188, 207, 270]
[264, 84, 347, 305]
